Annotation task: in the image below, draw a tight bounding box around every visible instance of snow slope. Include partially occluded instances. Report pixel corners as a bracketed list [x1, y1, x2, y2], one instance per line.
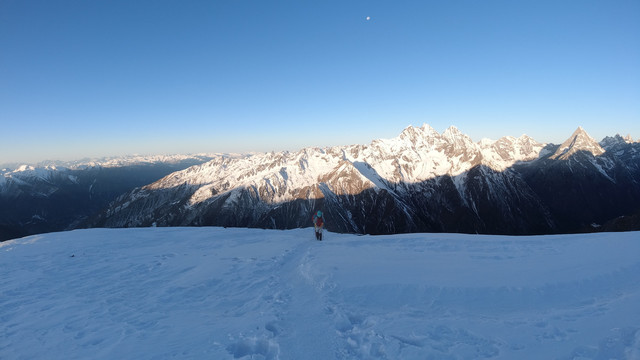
[1, 228, 639, 359]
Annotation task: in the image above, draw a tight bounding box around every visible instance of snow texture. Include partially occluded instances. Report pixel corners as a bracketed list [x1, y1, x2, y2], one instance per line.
[1, 228, 639, 359]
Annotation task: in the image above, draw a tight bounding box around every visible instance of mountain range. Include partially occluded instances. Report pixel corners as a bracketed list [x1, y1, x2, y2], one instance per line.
[0, 155, 216, 241]
[88, 125, 640, 235]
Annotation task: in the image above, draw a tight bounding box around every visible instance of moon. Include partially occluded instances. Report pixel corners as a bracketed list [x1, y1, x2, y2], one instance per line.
[366, 16, 371, 21]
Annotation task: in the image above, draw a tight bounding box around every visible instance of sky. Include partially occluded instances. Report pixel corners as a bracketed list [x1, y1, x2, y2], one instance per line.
[1, 0, 639, 165]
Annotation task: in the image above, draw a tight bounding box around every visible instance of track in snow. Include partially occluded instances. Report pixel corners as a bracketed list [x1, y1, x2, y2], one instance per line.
[1, 228, 639, 359]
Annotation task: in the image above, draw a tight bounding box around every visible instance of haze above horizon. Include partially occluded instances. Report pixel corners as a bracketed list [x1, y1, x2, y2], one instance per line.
[1, 0, 639, 165]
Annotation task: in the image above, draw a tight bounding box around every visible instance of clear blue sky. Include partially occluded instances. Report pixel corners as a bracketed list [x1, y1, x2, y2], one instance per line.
[1, 0, 639, 165]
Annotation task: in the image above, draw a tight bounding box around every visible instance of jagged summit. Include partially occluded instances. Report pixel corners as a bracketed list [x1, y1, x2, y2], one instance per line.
[551, 127, 605, 160]
[397, 124, 439, 144]
[600, 134, 628, 151]
[441, 126, 474, 149]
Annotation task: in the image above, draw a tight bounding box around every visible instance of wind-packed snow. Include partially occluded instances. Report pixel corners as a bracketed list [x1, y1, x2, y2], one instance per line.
[2, 228, 639, 359]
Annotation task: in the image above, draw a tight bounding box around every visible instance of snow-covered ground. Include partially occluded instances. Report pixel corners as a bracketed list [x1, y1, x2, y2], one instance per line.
[1, 228, 639, 359]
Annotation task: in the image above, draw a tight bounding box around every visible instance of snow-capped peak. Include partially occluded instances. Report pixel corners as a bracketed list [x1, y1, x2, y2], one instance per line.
[477, 134, 545, 171]
[441, 125, 475, 151]
[397, 124, 440, 146]
[442, 125, 463, 139]
[398, 125, 424, 143]
[17, 165, 34, 172]
[551, 127, 605, 160]
[5, 165, 59, 181]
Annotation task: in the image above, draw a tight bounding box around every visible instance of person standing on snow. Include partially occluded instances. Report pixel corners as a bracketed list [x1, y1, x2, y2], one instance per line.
[312, 210, 324, 241]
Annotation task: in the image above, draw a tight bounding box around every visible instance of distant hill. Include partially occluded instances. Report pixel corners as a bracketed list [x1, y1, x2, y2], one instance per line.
[0, 155, 216, 241]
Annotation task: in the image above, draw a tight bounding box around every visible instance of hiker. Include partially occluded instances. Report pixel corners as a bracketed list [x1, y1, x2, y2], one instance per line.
[312, 210, 324, 241]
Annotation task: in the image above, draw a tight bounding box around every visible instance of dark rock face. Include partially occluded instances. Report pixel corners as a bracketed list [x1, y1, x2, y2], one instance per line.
[517, 141, 640, 233]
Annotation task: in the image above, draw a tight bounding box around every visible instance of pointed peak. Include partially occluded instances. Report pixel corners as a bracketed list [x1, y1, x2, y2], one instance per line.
[420, 123, 435, 131]
[398, 124, 440, 143]
[398, 125, 421, 139]
[552, 126, 604, 160]
[443, 125, 461, 135]
[441, 126, 475, 151]
[419, 123, 439, 136]
[572, 126, 589, 136]
[442, 126, 471, 140]
[571, 126, 598, 142]
[515, 134, 543, 147]
[442, 126, 467, 143]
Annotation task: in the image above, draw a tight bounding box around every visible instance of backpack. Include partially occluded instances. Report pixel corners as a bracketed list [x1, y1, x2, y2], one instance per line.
[316, 216, 324, 227]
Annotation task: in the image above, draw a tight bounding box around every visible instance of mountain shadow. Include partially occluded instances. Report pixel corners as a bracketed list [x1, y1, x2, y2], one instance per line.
[516, 147, 640, 233]
[0, 161, 210, 241]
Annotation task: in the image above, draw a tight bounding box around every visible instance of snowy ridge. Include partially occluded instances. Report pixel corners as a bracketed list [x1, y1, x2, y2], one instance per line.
[68, 154, 223, 169]
[1, 228, 639, 359]
[1, 164, 60, 181]
[601, 133, 640, 151]
[143, 124, 545, 207]
[0, 154, 220, 195]
[2, 153, 223, 173]
[0, 165, 75, 198]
